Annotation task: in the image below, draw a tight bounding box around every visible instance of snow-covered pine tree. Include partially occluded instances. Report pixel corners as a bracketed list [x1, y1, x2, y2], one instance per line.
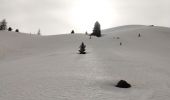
[79, 42, 86, 54]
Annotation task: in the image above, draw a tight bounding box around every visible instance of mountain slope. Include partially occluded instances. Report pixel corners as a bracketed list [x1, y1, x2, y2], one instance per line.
[0, 25, 170, 100]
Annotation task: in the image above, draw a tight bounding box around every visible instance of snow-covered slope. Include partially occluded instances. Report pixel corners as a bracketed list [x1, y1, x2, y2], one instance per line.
[0, 25, 170, 100]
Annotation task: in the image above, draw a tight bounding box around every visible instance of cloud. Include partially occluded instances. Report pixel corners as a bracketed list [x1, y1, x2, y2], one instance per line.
[0, 0, 73, 35]
[0, 0, 170, 35]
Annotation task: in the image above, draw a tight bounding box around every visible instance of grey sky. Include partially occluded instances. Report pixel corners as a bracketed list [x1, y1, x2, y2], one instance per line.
[0, 0, 169, 35]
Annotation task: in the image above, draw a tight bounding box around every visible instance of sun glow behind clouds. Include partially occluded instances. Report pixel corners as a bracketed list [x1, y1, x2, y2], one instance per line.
[70, 0, 116, 33]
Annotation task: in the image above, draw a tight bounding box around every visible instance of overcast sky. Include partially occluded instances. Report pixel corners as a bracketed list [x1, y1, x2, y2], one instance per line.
[0, 0, 170, 35]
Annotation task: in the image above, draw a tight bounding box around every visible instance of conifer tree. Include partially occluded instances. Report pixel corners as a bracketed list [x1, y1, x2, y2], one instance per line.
[8, 27, 12, 31]
[91, 21, 101, 37]
[0, 19, 7, 30]
[79, 42, 86, 54]
[71, 30, 74, 34]
[15, 29, 19, 32]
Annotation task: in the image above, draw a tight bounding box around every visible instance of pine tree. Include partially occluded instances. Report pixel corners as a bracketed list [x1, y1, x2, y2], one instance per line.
[79, 42, 86, 54]
[15, 29, 19, 32]
[71, 30, 74, 34]
[91, 21, 101, 37]
[0, 19, 7, 30]
[37, 29, 41, 35]
[8, 27, 12, 31]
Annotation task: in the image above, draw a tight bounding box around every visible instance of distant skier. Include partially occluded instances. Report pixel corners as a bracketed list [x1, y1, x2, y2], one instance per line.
[138, 33, 141, 37]
[120, 42, 122, 46]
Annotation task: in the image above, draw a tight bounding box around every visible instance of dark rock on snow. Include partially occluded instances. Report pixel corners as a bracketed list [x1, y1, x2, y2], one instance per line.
[116, 80, 131, 88]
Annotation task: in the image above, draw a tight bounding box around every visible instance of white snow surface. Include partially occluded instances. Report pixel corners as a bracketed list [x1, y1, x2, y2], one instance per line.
[0, 25, 170, 100]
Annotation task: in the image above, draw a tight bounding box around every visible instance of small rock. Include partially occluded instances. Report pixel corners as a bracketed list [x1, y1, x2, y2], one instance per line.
[116, 80, 131, 88]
